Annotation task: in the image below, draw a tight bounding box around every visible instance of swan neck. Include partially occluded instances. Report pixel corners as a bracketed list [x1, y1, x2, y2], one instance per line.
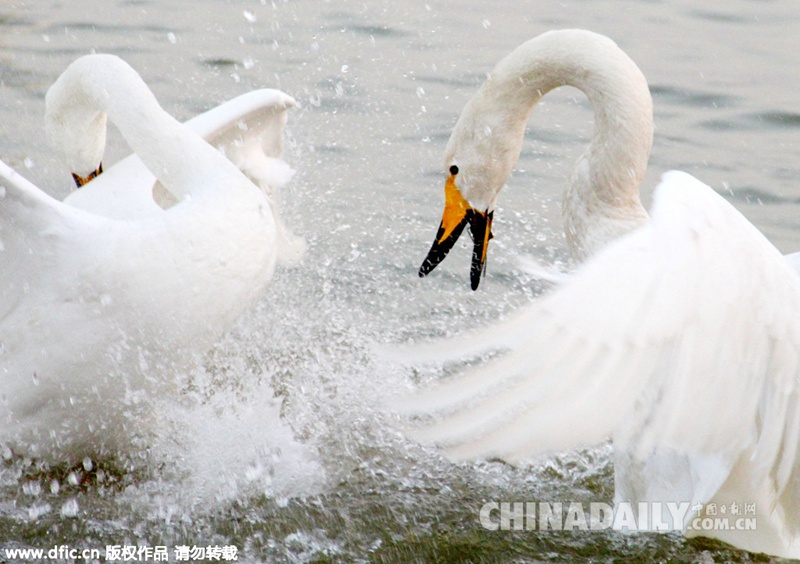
[499, 30, 652, 197]
[46, 55, 236, 199]
[450, 30, 652, 251]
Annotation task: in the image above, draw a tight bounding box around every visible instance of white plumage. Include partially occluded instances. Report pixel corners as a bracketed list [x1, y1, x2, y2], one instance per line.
[403, 29, 800, 558]
[0, 54, 299, 463]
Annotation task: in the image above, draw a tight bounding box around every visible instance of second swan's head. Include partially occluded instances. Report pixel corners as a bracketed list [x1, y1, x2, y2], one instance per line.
[417, 69, 523, 291]
[418, 29, 653, 290]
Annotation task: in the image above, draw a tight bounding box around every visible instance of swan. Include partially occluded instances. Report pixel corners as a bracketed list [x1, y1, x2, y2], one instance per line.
[402, 29, 800, 558]
[0, 54, 298, 463]
[418, 29, 651, 290]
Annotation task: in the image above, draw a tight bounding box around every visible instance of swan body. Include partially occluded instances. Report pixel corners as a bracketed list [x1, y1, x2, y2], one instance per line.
[419, 29, 651, 289]
[0, 54, 297, 462]
[404, 30, 800, 558]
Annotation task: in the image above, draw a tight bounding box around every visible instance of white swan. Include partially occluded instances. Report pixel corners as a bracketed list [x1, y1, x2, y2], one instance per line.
[403, 30, 800, 558]
[0, 54, 298, 463]
[419, 29, 651, 290]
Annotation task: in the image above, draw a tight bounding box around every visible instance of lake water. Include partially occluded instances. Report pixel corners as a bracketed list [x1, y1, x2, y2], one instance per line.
[2, 0, 800, 561]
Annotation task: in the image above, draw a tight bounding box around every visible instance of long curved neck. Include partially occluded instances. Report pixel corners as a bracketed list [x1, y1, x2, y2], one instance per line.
[45, 55, 239, 199]
[449, 29, 652, 257]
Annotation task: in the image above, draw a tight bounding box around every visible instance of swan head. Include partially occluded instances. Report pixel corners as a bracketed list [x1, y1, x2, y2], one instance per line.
[418, 164, 494, 291]
[45, 99, 107, 187]
[45, 55, 112, 187]
[418, 80, 526, 290]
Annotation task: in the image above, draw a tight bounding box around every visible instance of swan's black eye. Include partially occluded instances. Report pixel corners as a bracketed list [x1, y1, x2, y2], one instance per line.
[449, 165, 459, 176]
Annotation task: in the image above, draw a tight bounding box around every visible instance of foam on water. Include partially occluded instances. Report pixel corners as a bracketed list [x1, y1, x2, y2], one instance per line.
[150, 385, 327, 507]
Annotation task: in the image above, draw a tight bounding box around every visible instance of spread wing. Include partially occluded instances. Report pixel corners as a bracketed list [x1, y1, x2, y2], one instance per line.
[189, 89, 296, 190]
[0, 160, 106, 321]
[397, 171, 800, 513]
[0, 158, 123, 429]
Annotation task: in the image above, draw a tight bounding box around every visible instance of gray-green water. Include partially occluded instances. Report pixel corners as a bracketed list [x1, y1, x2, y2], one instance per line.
[2, 0, 800, 561]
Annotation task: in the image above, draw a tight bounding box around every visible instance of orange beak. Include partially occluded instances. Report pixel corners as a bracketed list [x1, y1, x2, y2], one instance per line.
[72, 163, 103, 187]
[419, 173, 493, 290]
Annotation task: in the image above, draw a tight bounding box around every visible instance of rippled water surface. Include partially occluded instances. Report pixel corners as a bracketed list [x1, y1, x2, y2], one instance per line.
[2, 0, 800, 562]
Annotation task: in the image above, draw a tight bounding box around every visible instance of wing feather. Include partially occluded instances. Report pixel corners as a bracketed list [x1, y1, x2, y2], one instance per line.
[399, 171, 800, 513]
[0, 160, 105, 320]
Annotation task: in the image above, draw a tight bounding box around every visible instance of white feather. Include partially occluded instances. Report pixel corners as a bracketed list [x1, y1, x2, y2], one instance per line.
[401, 171, 800, 557]
[0, 54, 297, 463]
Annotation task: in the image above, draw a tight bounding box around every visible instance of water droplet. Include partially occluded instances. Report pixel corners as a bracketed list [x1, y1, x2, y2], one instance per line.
[82, 457, 93, 472]
[482, 19, 491, 29]
[0, 186, 6, 198]
[23, 481, 41, 496]
[23, 157, 33, 169]
[341, 64, 349, 74]
[28, 503, 51, 519]
[243, 10, 257, 23]
[31, 372, 39, 386]
[243, 57, 255, 70]
[245, 463, 263, 481]
[100, 293, 112, 307]
[67, 471, 80, 486]
[50, 479, 60, 494]
[60, 498, 79, 518]
[416, 86, 425, 98]
[167, 32, 177, 44]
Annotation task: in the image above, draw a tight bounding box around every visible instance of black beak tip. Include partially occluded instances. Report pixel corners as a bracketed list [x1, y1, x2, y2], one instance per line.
[469, 255, 485, 291]
[418, 210, 491, 290]
[418, 217, 469, 281]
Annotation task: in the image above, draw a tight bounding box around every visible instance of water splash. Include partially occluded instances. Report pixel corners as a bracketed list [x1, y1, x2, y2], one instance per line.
[152, 386, 326, 507]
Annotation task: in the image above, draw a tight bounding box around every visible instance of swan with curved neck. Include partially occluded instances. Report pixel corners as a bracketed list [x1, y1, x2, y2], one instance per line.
[419, 29, 652, 289]
[45, 54, 254, 201]
[1, 54, 297, 462]
[405, 30, 800, 559]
